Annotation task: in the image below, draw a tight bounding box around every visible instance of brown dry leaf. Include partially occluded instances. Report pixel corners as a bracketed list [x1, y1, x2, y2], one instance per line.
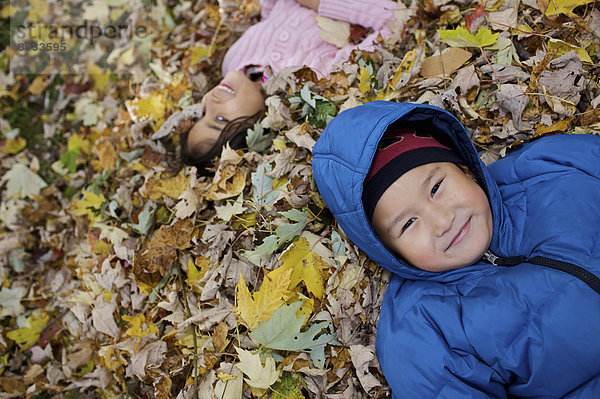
[153, 218, 193, 250]
[136, 219, 192, 277]
[419, 48, 472, 78]
[495, 84, 529, 130]
[206, 165, 247, 201]
[0, 376, 26, 394]
[286, 122, 316, 151]
[212, 321, 230, 352]
[95, 139, 117, 170]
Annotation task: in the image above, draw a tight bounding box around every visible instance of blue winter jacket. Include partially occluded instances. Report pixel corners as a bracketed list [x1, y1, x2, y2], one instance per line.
[312, 101, 600, 398]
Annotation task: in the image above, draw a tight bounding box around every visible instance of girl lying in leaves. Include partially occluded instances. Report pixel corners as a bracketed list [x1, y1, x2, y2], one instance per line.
[312, 101, 600, 398]
[155, 0, 397, 173]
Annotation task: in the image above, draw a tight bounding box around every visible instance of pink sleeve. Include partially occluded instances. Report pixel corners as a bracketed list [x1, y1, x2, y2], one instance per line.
[260, 0, 277, 19]
[318, 0, 397, 31]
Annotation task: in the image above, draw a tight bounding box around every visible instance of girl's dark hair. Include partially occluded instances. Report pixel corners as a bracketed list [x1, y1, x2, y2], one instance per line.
[178, 109, 264, 176]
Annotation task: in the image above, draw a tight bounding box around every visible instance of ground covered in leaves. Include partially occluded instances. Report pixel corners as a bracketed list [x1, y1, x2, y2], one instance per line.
[1, 0, 599, 398]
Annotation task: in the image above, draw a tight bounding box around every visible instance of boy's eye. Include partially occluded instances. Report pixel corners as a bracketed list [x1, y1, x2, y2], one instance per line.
[431, 178, 444, 197]
[216, 115, 228, 123]
[401, 218, 415, 234]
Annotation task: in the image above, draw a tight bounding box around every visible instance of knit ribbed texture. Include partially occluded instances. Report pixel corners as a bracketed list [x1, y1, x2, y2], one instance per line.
[222, 0, 396, 78]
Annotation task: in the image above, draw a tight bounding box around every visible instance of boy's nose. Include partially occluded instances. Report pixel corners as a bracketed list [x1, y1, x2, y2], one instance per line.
[431, 206, 454, 237]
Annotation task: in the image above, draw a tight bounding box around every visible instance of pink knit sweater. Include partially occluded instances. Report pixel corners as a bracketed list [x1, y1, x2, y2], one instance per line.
[222, 0, 397, 79]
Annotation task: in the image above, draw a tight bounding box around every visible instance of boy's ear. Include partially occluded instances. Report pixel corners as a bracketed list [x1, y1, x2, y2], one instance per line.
[457, 164, 477, 181]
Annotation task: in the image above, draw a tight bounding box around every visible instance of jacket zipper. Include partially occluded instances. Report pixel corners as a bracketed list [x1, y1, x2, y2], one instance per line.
[483, 250, 600, 295]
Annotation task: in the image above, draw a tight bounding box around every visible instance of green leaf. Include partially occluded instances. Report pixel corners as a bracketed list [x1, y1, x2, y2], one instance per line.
[251, 162, 283, 206]
[315, 101, 336, 123]
[250, 302, 337, 368]
[272, 372, 305, 399]
[330, 231, 346, 256]
[245, 234, 279, 265]
[276, 209, 309, 244]
[300, 84, 316, 108]
[123, 201, 156, 235]
[438, 26, 498, 48]
[246, 122, 275, 153]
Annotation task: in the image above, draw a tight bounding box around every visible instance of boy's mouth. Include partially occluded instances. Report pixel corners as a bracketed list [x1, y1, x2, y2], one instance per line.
[448, 218, 471, 250]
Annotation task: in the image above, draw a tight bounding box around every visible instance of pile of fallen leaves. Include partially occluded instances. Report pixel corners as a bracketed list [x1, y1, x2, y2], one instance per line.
[1, 0, 599, 398]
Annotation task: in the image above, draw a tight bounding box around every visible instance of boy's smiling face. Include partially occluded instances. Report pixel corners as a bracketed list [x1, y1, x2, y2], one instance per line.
[371, 162, 493, 272]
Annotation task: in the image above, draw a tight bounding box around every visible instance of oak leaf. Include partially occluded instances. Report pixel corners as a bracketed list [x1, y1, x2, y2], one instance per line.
[250, 301, 337, 368]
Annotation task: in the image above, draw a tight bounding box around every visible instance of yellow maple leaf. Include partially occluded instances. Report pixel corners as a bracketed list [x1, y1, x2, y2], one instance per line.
[547, 39, 593, 63]
[3, 137, 27, 154]
[68, 133, 92, 154]
[138, 92, 167, 124]
[99, 346, 124, 372]
[269, 237, 329, 300]
[186, 256, 211, 290]
[390, 49, 418, 89]
[122, 314, 159, 337]
[28, 75, 52, 95]
[189, 45, 213, 66]
[88, 63, 110, 92]
[234, 269, 293, 329]
[438, 26, 499, 48]
[71, 190, 107, 223]
[6, 312, 49, 349]
[27, 0, 49, 22]
[0, 4, 16, 18]
[358, 67, 372, 96]
[543, 0, 595, 17]
[146, 169, 190, 200]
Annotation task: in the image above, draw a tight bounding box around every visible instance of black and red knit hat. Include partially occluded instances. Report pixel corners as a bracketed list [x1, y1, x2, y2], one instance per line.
[362, 128, 462, 221]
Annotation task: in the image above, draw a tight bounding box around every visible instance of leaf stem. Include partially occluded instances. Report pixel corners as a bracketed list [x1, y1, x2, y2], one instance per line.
[526, 91, 576, 106]
[177, 263, 199, 391]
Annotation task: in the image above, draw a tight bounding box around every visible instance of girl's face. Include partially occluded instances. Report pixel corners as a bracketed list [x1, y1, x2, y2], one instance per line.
[187, 70, 265, 155]
[371, 162, 493, 272]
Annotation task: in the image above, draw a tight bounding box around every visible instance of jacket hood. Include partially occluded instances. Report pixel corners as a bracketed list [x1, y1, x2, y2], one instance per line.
[312, 101, 510, 282]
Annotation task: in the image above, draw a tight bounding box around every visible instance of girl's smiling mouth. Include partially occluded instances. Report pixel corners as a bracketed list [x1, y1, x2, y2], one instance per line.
[217, 82, 235, 94]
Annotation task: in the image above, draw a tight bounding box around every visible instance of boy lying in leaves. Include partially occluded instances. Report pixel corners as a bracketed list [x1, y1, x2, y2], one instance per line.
[312, 101, 600, 397]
